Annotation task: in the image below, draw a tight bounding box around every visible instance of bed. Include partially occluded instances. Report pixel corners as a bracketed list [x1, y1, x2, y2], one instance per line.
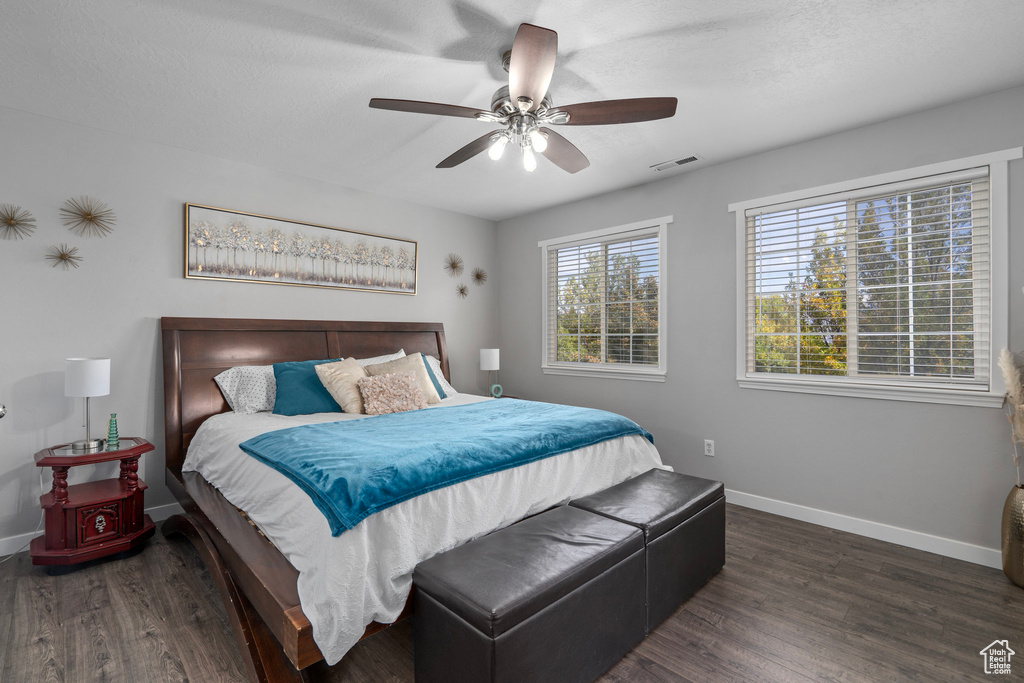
[160, 317, 663, 682]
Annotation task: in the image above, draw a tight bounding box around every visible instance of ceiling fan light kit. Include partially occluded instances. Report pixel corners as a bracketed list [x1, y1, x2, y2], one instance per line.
[369, 23, 677, 174]
[529, 129, 548, 153]
[488, 132, 509, 160]
[522, 144, 537, 172]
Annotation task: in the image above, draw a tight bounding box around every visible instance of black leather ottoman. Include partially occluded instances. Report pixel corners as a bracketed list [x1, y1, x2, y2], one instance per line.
[412, 505, 645, 683]
[570, 468, 725, 631]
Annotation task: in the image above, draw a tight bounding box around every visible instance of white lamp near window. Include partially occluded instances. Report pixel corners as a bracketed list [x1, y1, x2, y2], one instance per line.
[480, 349, 502, 398]
[65, 357, 110, 452]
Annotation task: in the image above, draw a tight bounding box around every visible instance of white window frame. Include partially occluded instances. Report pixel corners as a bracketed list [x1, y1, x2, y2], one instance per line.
[728, 148, 1020, 407]
[539, 216, 671, 382]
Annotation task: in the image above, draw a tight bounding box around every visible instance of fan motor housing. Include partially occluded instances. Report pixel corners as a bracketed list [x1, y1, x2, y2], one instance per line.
[491, 86, 551, 116]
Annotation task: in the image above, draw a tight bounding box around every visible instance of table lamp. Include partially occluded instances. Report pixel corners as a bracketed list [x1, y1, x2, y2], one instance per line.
[65, 357, 110, 452]
[480, 348, 502, 398]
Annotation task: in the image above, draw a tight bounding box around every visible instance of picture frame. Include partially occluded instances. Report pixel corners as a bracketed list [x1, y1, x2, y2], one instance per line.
[184, 203, 417, 294]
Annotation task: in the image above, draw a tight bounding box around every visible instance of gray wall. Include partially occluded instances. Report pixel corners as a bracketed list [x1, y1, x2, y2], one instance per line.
[3, 83, 1019, 559]
[496, 85, 1024, 556]
[0, 105, 498, 543]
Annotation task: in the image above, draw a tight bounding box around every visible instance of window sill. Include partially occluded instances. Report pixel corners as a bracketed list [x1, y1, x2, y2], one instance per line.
[738, 376, 1003, 408]
[542, 365, 666, 383]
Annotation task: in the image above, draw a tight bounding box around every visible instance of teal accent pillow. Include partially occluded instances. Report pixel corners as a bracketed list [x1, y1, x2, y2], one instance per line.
[419, 354, 447, 400]
[272, 358, 344, 415]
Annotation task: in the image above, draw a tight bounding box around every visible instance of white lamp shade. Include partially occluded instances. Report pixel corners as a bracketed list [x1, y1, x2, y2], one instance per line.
[480, 348, 500, 372]
[65, 358, 110, 398]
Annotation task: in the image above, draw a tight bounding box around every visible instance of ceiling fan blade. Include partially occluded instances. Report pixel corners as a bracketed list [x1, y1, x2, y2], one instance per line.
[552, 97, 678, 125]
[437, 131, 499, 168]
[538, 127, 590, 174]
[369, 98, 486, 119]
[508, 23, 557, 112]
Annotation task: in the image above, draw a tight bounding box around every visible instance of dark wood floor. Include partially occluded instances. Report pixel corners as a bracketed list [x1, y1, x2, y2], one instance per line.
[3, 504, 1022, 682]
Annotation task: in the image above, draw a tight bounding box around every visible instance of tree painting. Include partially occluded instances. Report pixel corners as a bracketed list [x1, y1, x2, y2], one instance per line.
[185, 205, 416, 293]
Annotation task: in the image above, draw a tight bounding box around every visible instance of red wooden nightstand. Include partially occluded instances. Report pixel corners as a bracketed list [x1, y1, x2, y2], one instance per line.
[30, 437, 156, 566]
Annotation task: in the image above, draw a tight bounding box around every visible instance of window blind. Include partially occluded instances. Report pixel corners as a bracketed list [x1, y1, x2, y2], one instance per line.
[546, 229, 660, 368]
[744, 167, 991, 389]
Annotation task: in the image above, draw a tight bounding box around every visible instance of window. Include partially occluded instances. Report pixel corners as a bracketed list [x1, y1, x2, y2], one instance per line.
[539, 217, 670, 381]
[730, 149, 1019, 406]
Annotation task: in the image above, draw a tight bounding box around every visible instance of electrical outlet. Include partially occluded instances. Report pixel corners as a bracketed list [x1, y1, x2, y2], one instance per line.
[704, 439, 715, 457]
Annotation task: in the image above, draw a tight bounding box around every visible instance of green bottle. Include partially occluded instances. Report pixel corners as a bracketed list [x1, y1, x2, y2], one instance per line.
[107, 413, 119, 450]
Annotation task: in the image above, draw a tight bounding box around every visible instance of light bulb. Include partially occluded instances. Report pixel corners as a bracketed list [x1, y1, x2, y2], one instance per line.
[522, 145, 537, 172]
[528, 129, 548, 153]
[488, 134, 509, 161]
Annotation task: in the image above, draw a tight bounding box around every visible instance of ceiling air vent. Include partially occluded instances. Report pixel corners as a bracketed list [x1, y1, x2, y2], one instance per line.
[651, 155, 701, 172]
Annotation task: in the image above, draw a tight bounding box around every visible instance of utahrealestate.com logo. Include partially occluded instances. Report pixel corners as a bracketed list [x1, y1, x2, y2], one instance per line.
[980, 640, 1015, 675]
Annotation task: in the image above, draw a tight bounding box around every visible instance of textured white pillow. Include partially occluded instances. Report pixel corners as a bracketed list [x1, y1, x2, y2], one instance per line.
[214, 365, 276, 414]
[357, 373, 427, 415]
[354, 349, 406, 367]
[364, 354, 441, 404]
[425, 355, 458, 396]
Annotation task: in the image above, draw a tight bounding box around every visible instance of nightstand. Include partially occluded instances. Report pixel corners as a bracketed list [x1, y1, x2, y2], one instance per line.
[30, 437, 156, 566]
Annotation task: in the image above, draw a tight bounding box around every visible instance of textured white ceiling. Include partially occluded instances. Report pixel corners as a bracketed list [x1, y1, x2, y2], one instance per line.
[3, 0, 1023, 221]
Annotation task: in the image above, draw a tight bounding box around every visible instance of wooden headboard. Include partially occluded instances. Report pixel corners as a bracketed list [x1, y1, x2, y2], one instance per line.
[160, 317, 450, 478]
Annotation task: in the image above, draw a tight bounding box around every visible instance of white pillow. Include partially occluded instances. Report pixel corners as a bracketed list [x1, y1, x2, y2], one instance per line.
[425, 355, 458, 396]
[354, 349, 406, 367]
[214, 365, 276, 414]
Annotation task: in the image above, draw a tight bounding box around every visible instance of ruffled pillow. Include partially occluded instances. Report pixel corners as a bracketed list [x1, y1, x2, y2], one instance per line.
[364, 353, 442, 404]
[357, 373, 427, 416]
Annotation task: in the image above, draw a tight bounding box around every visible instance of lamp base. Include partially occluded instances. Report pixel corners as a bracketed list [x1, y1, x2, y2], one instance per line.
[71, 438, 105, 453]
[490, 383, 503, 398]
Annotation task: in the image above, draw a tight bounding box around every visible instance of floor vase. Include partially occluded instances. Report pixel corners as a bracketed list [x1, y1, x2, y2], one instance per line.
[1003, 485, 1024, 587]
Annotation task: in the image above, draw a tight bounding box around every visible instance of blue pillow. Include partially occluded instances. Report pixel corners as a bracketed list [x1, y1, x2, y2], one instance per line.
[419, 354, 447, 400]
[272, 358, 343, 415]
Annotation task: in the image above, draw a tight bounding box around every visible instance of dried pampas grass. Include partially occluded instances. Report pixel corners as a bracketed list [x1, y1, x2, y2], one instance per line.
[1000, 349, 1024, 405]
[999, 348, 1024, 486]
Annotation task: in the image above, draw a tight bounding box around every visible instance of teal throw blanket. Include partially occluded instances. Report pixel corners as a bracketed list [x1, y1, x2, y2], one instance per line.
[239, 399, 653, 535]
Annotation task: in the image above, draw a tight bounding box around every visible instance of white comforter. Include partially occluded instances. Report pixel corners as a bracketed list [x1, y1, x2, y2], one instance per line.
[182, 394, 666, 664]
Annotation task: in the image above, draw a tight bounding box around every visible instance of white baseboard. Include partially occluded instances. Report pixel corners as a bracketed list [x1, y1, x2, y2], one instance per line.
[145, 502, 184, 523]
[0, 529, 40, 559]
[726, 488, 1001, 569]
[0, 501, 184, 559]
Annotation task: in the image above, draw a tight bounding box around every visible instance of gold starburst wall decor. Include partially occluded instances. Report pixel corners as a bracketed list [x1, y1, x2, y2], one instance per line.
[472, 267, 487, 285]
[0, 203, 36, 240]
[46, 243, 83, 270]
[456, 283, 469, 299]
[445, 253, 464, 277]
[60, 196, 116, 237]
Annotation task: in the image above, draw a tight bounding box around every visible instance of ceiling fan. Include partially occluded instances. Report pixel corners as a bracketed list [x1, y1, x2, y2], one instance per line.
[369, 23, 677, 174]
